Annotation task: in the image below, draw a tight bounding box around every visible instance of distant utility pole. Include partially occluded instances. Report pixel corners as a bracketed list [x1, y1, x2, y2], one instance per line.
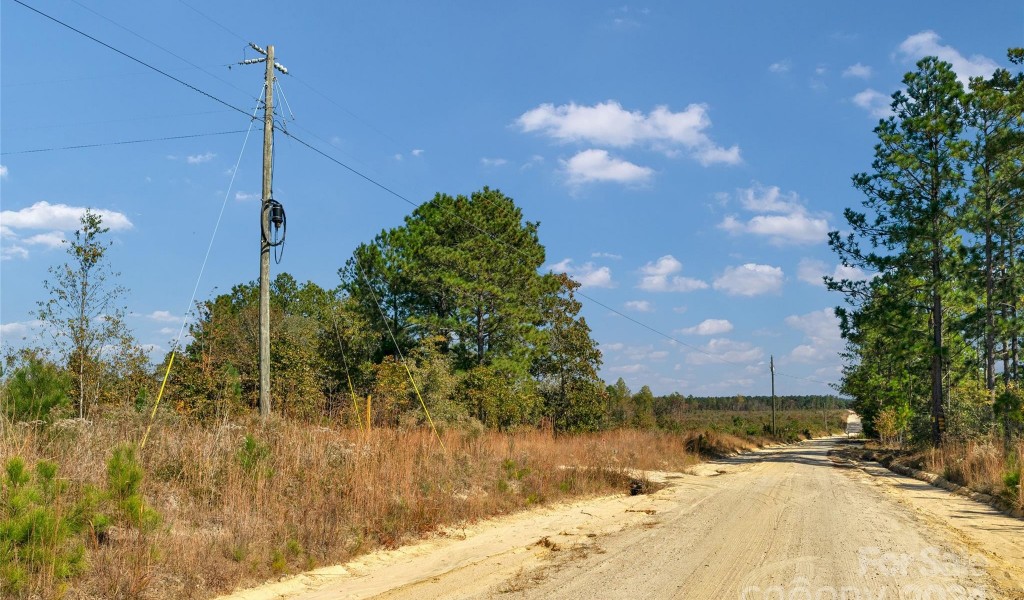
[770, 355, 776, 436]
[241, 43, 288, 418]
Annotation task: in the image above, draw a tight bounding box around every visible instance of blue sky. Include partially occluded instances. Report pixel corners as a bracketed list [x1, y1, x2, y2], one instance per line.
[2, 1, 1022, 397]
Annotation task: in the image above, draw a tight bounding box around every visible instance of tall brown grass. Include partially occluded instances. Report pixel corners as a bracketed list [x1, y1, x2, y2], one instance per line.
[2, 410, 727, 599]
[921, 440, 1024, 512]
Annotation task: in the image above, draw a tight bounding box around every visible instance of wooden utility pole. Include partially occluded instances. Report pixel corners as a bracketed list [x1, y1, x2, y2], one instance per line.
[241, 43, 287, 418]
[259, 44, 274, 418]
[770, 355, 776, 436]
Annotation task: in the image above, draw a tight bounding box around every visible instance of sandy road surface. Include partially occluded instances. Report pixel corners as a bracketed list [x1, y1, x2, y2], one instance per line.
[222, 438, 1024, 600]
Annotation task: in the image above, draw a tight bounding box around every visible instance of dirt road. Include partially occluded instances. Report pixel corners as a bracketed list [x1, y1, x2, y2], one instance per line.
[223, 438, 1024, 599]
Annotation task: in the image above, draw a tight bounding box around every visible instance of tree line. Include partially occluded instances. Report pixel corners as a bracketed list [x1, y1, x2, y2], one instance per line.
[4, 189, 626, 432]
[828, 50, 1024, 447]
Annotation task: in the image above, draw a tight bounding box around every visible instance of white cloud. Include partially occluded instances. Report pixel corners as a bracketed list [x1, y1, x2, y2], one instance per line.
[235, 191, 257, 201]
[0, 165, 7, 179]
[548, 258, 615, 288]
[591, 251, 622, 260]
[609, 363, 648, 374]
[517, 100, 740, 166]
[23, 231, 65, 249]
[797, 258, 828, 286]
[607, 5, 649, 29]
[687, 338, 764, 365]
[146, 310, 184, 323]
[672, 306, 688, 314]
[692, 144, 742, 167]
[603, 342, 625, 352]
[0, 320, 44, 343]
[562, 149, 653, 185]
[637, 255, 708, 292]
[411, 148, 424, 157]
[785, 308, 843, 363]
[679, 319, 734, 336]
[897, 30, 998, 85]
[622, 344, 669, 361]
[789, 345, 819, 362]
[852, 88, 893, 118]
[719, 184, 829, 245]
[1, 244, 29, 260]
[521, 155, 545, 170]
[738, 184, 801, 213]
[833, 264, 873, 282]
[769, 60, 792, 74]
[797, 258, 873, 287]
[713, 264, 784, 296]
[842, 63, 872, 78]
[186, 152, 216, 164]
[480, 157, 508, 167]
[624, 300, 653, 312]
[1, 201, 133, 232]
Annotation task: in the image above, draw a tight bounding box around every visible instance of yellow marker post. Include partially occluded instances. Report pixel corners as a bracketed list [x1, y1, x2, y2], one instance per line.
[140, 352, 175, 449]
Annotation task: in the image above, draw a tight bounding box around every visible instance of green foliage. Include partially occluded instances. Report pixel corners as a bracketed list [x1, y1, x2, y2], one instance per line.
[458, 362, 542, 430]
[1005, 468, 1021, 494]
[605, 378, 632, 427]
[0, 457, 90, 597]
[828, 50, 1024, 447]
[238, 434, 273, 479]
[341, 187, 578, 430]
[106, 445, 160, 534]
[536, 275, 605, 433]
[995, 387, 1024, 441]
[631, 386, 656, 429]
[35, 210, 145, 418]
[2, 350, 72, 423]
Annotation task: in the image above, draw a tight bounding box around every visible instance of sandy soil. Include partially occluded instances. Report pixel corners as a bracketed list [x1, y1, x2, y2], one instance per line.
[218, 438, 1024, 600]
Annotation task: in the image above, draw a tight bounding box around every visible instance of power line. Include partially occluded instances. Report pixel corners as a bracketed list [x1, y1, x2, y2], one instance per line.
[289, 74, 405, 147]
[176, 0, 248, 43]
[165, 0, 405, 148]
[11, 0, 252, 119]
[1, 65, 236, 87]
[3, 110, 235, 133]
[67, 0, 258, 103]
[1, 129, 248, 155]
[11, 0, 835, 390]
[280, 128, 833, 385]
[142, 90, 264, 449]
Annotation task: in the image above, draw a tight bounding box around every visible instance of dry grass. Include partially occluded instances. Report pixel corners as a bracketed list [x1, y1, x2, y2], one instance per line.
[920, 440, 1024, 511]
[2, 410, 720, 599]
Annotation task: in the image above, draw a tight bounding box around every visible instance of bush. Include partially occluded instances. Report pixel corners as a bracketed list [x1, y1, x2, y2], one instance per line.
[0, 457, 90, 597]
[106, 445, 160, 534]
[2, 351, 72, 423]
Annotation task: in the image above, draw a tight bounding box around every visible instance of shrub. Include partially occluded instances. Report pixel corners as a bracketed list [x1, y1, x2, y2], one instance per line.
[238, 434, 272, 479]
[106, 445, 160, 534]
[0, 457, 89, 597]
[2, 351, 72, 423]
